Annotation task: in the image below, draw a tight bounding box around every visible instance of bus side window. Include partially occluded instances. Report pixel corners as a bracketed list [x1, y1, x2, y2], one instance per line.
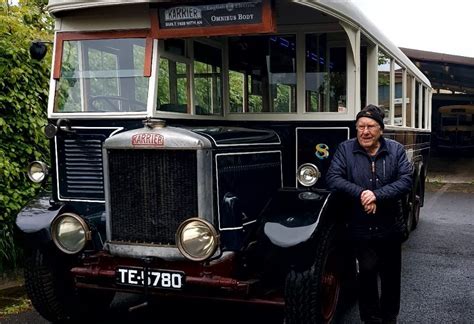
[228, 35, 296, 113]
[394, 61, 403, 126]
[378, 51, 390, 125]
[305, 33, 347, 113]
[157, 57, 190, 113]
[193, 41, 223, 115]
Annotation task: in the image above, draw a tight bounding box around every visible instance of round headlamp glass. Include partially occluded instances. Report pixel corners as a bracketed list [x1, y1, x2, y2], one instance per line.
[177, 218, 219, 261]
[297, 163, 321, 187]
[27, 161, 49, 183]
[51, 214, 89, 254]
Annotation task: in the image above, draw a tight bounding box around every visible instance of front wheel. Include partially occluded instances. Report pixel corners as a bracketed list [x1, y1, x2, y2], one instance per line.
[24, 247, 115, 323]
[284, 224, 341, 324]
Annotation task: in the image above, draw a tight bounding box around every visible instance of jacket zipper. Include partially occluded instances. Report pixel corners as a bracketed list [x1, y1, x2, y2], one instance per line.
[383, 158, 386, 178]
[371, 159, 376, 189]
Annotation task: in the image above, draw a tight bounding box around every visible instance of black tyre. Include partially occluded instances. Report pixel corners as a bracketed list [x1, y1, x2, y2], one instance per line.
[284, 224, 341, 324]
[24, 247, 114, 323]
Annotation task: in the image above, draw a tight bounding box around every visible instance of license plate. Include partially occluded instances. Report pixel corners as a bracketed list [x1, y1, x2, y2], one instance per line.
[116, 267, 185, 290]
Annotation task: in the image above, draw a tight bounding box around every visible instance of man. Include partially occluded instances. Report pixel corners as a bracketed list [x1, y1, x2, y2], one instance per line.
[326, 104, 412, 324]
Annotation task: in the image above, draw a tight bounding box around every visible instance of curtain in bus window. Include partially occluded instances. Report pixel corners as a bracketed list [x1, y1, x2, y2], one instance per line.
[228, 35, 296, 113]
[157, 57, 189, 113]
[305, 33, 347, 113]
[54, 38, 148, 113]
[193, 42, 222, 115]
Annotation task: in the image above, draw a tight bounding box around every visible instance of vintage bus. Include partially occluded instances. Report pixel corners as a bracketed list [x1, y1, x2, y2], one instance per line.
[435, 104, 474, 151]
[18, 0, 432, 322]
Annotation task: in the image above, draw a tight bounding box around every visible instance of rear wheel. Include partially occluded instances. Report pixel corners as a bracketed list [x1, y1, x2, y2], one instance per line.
[24, 247, 114, 323]
[284, 224, 341, 323]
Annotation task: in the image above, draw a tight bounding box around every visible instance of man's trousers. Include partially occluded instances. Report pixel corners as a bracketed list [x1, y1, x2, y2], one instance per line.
[353, 239, 402, 324]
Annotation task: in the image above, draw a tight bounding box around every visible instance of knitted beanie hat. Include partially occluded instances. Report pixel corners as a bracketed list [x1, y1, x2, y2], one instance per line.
[356, 104, 385, 129]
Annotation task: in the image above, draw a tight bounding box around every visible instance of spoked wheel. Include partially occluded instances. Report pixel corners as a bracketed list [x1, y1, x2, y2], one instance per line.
[284, 223, 342, 324]
[320, 248, 341, 322]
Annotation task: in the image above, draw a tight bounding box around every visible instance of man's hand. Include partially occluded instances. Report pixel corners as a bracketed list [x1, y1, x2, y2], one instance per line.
[361, 190, 376, 206]
[364, 202, 377, 214]
[361, 190, 377, 214]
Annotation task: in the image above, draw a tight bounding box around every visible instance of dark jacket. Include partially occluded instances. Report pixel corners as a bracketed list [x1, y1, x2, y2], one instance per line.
[326, 137, 413, 240]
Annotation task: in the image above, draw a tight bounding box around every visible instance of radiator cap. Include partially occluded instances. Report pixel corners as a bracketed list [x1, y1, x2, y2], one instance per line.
[143, 118, 166, 129]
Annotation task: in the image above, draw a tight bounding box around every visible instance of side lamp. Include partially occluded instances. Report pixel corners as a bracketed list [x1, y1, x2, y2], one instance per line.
[29, 40, 52, 61]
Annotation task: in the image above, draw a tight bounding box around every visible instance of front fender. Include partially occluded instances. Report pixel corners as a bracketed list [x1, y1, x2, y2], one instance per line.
[261, 189, 331, 248]
[16, 192, 107, 250]
[15, 191, 63, 244]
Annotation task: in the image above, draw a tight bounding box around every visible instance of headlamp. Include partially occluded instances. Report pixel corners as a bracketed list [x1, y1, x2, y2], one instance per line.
[176, 218, 219, 261]
[51, 213, 91, 254]
[27, 161, 49, 183]
[297, 163, 321, 187]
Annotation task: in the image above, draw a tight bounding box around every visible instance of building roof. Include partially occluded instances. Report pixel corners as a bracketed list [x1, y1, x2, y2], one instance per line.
[400, 47, 474, 94]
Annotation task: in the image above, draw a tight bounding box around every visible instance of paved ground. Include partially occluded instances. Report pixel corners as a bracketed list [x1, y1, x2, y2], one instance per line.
[399, 188, 474, 323]
[339, 184, 474, 323]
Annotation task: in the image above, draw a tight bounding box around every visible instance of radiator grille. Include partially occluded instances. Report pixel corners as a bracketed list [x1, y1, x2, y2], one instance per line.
[57, 134, 106, 200]
[108, 149, 198, 245]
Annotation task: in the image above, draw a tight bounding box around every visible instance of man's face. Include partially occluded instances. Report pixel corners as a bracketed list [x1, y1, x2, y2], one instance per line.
[356, 117, 383, 152]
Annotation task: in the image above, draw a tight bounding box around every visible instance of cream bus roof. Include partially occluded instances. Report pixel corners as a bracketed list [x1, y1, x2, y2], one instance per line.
[47, 0, 169, 13]
[439, 105, 474, 114]
[46, 0, 430, 87]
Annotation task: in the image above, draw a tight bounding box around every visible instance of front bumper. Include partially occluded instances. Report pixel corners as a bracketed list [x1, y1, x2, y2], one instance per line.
[70, 250, 284, 306]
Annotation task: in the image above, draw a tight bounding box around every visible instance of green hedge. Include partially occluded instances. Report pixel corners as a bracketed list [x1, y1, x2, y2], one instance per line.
[0, 1, 53, 272]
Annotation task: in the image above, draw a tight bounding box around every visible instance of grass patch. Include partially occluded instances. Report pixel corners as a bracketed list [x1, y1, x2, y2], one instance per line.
[0, 276, 29, 318]
[425, 182, 445, 192]
[0, 296, 32, 317]
[426, 182, 474, 193]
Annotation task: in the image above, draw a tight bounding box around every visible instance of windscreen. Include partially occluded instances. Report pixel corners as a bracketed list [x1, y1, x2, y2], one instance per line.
[54, 38, 149, 113]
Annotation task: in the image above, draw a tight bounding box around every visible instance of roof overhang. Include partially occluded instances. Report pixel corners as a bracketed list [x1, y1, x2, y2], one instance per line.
[401, 47, 474, 94]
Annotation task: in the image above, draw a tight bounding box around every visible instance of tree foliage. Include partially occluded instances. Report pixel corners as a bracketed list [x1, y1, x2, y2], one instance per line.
[0, 0, 53, 271]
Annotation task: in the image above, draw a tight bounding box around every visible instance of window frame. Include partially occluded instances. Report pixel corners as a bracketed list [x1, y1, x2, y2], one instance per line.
[190, 39, 225, 116]
[374, 46, 432, 130]
[50, 30, 153, 118]
[49, 26, 431, 124]
[156, 39, 193, 115]
[303, 34, 349, 114]
[153, 26, 357, 121]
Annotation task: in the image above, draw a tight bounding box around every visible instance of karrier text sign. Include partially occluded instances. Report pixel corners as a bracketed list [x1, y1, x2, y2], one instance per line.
[153, 0, 275, 38]
[159, 1, 263, 29]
